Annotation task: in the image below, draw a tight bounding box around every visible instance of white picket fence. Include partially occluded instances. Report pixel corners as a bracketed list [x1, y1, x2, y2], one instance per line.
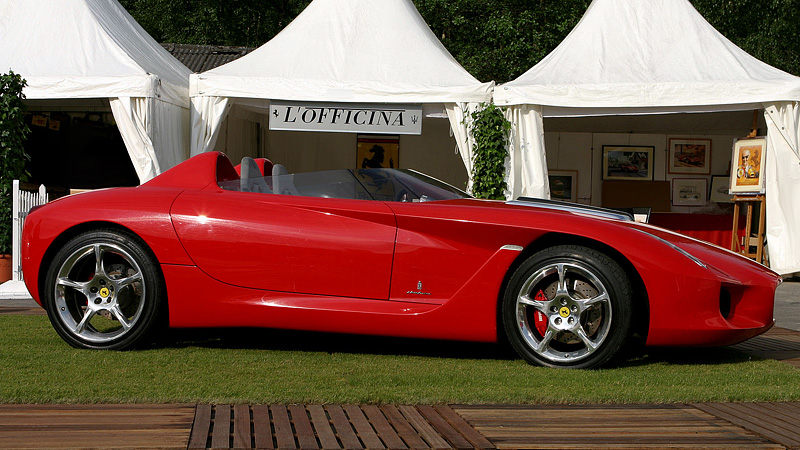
[11, 180, 48, 282]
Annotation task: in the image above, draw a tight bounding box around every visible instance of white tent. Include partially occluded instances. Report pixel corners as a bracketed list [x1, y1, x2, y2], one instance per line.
[0, 0, 192, 182]
[494, 0, 800, 275]
[190, 0, 493, 180]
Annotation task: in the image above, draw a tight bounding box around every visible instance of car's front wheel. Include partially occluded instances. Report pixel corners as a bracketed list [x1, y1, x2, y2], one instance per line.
[43, 229, 165, 350]
[502, 245, 634, 369]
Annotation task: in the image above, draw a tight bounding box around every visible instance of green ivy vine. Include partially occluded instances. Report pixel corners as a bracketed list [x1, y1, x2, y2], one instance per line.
[468, 103, 511, 200]
[0, 71, 31, 255]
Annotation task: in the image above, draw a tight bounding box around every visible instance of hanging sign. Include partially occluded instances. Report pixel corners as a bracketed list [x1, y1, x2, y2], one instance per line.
[269, 101, 422, 135]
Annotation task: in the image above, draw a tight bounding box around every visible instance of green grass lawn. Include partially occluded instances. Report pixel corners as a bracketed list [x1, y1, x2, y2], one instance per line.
[1, 315, 798, 404]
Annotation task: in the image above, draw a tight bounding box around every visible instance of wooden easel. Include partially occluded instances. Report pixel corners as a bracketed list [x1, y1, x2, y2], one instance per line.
[729, 111, 768, 264]
[731, 194, 766, 265]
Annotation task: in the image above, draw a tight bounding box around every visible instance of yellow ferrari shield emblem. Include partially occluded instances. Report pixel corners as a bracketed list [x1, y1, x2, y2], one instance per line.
[99, 287, 110, 298]
[559, 306, 571, 318]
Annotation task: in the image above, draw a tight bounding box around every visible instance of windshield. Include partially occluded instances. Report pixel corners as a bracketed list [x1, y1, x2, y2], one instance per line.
[220, 168, 470, 202]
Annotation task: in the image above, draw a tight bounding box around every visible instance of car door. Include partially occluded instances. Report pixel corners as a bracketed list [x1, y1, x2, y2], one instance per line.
[170, 186, 397, 300]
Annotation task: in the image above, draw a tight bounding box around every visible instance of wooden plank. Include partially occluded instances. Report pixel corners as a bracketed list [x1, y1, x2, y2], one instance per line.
[417, 406, 472, 450]
[0, 430, 193, 449]
[253, 405, 274, 449]
[399, 406, 451, 449]
[361, 405, 407, 450]
[696, 402, 800, 447]
[272, 404, 298, 450]
[435, 406, 494, 450]
[343, 405, 384, 449]
[188, 404, 212, 450]
[289, 405, 320, 450]
[308, 405, 340, 450]
[380, 405, 429, 450]
[234, 404, 252, 449]
[326, 405, 363, 449]
[211, 404, 231, 450]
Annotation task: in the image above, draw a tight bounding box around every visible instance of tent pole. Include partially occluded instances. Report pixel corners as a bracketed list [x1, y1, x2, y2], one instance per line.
[747, 110, 759, 137]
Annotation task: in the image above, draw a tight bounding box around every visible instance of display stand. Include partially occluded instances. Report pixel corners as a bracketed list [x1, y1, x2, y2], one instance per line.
[731, 194, 766, 265]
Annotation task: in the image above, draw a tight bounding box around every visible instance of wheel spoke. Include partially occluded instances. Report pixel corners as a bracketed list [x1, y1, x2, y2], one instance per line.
[583, 291, 609, 308]
[575, 327, 599, 353]
[57, 277, 87, 292]
[93, 244, 106, 278]
[519, 294, 545, 310]
[556, 264, 569, 296]
[74, 308, 96, 334]
[115, 272, 142, 288]
[535, 329, 555, 353]
[110, 305, 133, 330]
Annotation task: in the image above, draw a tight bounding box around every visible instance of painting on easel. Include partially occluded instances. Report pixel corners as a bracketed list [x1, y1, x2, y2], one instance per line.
[730, 137, 766, 194]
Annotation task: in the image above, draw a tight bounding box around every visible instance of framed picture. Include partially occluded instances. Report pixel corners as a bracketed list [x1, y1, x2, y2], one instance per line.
[668, 138, 711, 174]
[729, 137, 766, 194]
[709, 175, 734, 203]
[357, 135, 399, 169]
[672, 178, 708, 206]
[548, 170, 578, 202]
[602, 146, 654, 181]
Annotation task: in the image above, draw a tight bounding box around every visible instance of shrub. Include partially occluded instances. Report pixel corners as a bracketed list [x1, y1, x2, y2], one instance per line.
[468, 103, 511, 200]
[0, 71, 31, 255]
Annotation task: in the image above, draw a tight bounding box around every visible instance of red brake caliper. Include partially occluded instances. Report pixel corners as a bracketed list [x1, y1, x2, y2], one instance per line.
[533, 290, 548, 336]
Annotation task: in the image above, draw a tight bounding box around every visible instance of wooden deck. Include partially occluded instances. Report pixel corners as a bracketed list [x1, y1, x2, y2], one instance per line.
[2, 403, 800, 449]
[187, 404, 494, 450]
[0, 403, 195, 449]
[733, 327, 800, 368]
[454, 403, 798, 450]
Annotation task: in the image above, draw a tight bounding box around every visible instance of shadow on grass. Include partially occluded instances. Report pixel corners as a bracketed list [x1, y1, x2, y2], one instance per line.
[157, 327, 756, 367]
[161, 327, 517, 361]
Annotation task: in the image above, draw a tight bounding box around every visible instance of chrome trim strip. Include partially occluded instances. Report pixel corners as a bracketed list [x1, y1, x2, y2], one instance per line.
[508, 198, 633, 221]
[501, 245, 524, 252]
[633, 228, 707, 268]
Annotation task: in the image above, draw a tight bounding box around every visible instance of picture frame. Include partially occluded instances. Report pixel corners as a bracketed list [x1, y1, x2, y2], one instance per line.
[668, 138, 711, 174]
[548, 170, 578, 202]
[602, 146, 654, 181]
[709, 175, 734, 203]
[729, 137, 767, 194]
[672, 178, 708, 206]
[357, 135, 399, 169]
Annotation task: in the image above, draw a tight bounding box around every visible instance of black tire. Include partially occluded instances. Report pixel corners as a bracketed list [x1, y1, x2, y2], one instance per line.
[42, 229, 165, 350]
[502, 245, 634, 369]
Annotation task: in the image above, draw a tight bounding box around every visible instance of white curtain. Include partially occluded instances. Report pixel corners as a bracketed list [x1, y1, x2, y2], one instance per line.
[109, 97, 159, 183]
[764, 101, 800, 275]
[150, 99, 190, 173]
[504, 104, 550, 200]
[445, 102, 479, 194]
[191, 96, 232, 156]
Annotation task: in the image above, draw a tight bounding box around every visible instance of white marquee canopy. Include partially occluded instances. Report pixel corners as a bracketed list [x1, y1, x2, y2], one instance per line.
[189, 0, 493, 172]
[0, 0, 192, 182]
[494, 0, 800, 275]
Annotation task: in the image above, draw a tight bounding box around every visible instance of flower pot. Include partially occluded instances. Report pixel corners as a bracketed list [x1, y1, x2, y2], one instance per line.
[0, 254, 12, 283]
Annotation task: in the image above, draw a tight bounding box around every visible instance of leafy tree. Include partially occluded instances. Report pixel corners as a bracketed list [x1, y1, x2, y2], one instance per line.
[690, 0, 800, 76]
[120, 0, 800, 79]
[119, 0, 312, 48]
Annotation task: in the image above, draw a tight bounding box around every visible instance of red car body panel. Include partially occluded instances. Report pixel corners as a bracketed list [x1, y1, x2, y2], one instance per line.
[22, 152, 780, 349]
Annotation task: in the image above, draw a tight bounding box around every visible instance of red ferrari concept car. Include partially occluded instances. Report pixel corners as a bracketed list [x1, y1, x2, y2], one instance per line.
[22, 152, 780, 368]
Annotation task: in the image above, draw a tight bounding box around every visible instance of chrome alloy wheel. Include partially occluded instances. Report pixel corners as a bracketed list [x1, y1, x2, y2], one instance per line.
[53, 243, 146, 344]
[515, 261, 612, 365]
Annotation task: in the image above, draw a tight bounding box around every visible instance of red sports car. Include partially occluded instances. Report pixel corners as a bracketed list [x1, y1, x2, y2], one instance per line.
[21, 152, 780, 368]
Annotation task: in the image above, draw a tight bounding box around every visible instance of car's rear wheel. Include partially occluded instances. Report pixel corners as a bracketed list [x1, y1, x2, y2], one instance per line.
[43, 230, 164, 350]
[502, 245, 634, 369]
